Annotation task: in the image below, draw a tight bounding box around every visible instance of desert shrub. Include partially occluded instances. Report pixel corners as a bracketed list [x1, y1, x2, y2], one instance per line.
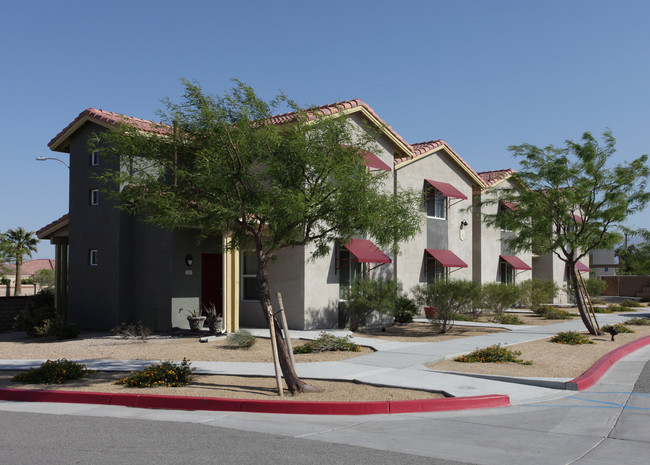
[392, 296, 418, 324]
[550, 331, 593, 345]
[584, 277, 607, 297]
[620, 299, 642, 308]
[413, 279, 481, 333]
[343, 277, 401, 331]
[518, 279, 558, 310]
[454, 313, 479, 322]
[12, 359, 95, 385]
[115, 359, 193, 388]
[492, 313, 525, 325]
[293, 332, 360, 354]
[481, 282, 521, 315]
[111, 321, 152, 341]
[540, 307, 574, 320]
[601, 324, 635, 334]
[600, 304, 635, 313]
[625, 317, 650, 325]
[455, 344, 532, 365]
[225, 329, 256, 349]
[14, 305, 58, 336]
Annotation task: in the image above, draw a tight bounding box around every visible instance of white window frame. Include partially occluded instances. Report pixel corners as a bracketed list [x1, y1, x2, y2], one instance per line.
[90, 189, 99, 205]
[89, 249, 98, 266]
[91, 150, 100, 166]
[426, 186, 447, 219]
[241, 251, 259, 301]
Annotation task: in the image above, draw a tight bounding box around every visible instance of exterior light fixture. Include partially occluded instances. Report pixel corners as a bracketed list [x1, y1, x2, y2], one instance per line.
[36, 156, 70, 168]
[185, 254, 193, 267]
[460, 220, 468, 229]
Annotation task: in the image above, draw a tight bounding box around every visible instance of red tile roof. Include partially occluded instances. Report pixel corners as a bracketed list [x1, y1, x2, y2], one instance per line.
[48, 108, 170, 150]
[477, 169, 515, 186]
[36, 213, 69, 238]
[3, 259, 55, 277]
[268, 99, 413, 153]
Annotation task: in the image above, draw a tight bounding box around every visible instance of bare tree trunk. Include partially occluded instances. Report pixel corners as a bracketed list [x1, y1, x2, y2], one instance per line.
[256, 245, 308, 395]
[14, 261, 22, 296]
[569, 265, 598, 335]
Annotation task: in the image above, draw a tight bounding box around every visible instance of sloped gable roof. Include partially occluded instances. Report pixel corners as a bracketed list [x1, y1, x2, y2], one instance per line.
[477, 169, 516, 187]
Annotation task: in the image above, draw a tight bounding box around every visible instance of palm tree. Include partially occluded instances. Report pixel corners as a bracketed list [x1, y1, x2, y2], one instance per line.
[1, 227, 39, 296]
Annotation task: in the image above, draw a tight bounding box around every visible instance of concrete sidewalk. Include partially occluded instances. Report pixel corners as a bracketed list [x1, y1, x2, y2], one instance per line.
[2, 310, 647, 406]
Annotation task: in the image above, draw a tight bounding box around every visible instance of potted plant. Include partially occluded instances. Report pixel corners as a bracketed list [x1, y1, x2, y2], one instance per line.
[203, 304, 223, 335]
[178, 308, 206, 332]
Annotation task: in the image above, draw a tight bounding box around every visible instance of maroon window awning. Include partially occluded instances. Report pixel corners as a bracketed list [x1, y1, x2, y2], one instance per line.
[342, 239, 391, 264]
[576, 260, 591, 272]
[571, 213, 584, 224]
[363, 152, 392, 172]
[424, 180, 467, 200]
[499, 255, 532, 270]
[425, 249, 468, 268]
[502, 201, 518, 211]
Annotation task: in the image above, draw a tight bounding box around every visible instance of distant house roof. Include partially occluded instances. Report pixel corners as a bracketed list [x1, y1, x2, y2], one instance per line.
[477, 169, 516, 187]
[3, 259, 55, 277]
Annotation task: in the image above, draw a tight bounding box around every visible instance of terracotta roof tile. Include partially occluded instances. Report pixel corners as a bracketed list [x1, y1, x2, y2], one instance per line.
[48, 108, 170, 149]
[3, 259, 55, 276]
[477, 169, 516, 186]
[36, 213, 69, 237]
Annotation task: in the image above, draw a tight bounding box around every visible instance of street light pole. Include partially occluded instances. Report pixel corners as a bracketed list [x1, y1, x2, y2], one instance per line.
[36, 156, 69, 168]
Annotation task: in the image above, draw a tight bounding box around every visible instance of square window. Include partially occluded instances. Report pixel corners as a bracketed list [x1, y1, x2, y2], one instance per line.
[89, 249, 98, 266]
[90, 189, 99, 205]
[425, 186, 447, 219]
[241, 251, 259, 301]
[91, 151, 100, 166]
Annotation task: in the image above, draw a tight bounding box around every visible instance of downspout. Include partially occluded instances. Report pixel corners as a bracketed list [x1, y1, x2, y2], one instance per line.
[393, 156, 398, 283]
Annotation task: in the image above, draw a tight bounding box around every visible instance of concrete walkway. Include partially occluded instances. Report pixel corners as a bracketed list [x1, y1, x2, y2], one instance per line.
[2, 310, 647, 405]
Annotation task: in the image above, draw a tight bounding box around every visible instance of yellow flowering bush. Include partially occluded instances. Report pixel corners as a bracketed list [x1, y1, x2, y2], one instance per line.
[455, 344, 532, 365]
[12, 359, 95, 385]
[550, 331, 593, 345]
[115, 358, 193, 388]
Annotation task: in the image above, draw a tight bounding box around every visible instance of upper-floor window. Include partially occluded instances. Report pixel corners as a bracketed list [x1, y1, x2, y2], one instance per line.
[89, 249, 98, 266]
[241, 251, 259, 301]
[90, 189, 99, 205]
[426, 186, 447, 219]
[499, 202, 515, 232]
[91, 150, 100, 166]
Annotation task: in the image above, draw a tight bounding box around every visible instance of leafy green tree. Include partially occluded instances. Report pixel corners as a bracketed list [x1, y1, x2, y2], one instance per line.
[412, 280, 481, 333]
[616, 229, 650, 275]
[1, 227, 39, 296]
[480, 131, 649, 334]
[34, 269, 55, 288]
[93, 80, 422, 393]
[343, 277, 401, 331]
[481, 282, 521, 315]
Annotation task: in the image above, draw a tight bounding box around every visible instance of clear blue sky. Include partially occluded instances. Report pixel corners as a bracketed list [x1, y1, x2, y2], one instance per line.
[2, 0, 649, 259]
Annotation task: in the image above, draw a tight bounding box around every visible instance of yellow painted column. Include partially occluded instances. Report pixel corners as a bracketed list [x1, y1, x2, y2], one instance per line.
[223, 237, 239, 333]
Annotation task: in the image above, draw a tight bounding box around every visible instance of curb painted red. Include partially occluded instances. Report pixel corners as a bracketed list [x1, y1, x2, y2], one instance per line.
[0, 387, 510, 415]
[566, 335, 650, 391]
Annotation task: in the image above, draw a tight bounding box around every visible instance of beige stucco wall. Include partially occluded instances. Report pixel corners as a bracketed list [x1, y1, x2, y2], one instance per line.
[475, 178, 532, 284]
[395, 148, 475, 296]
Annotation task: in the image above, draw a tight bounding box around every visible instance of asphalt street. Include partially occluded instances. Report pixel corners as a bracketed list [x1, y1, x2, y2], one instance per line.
[1, 350, 648, 465]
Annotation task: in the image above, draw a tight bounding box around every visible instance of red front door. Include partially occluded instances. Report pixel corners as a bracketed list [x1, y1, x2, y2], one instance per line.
[201, 253, 223, 317]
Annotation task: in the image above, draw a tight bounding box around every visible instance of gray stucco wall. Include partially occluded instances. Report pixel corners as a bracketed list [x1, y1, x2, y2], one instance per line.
[67, 123, 126, 329]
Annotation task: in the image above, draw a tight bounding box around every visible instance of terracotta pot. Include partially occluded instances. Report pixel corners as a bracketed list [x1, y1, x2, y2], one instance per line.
[424, 306, 437, 319]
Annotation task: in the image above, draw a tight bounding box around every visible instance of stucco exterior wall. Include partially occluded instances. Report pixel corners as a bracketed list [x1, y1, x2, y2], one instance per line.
[475, 179, 532, 284]
[395, 148, 474, 296]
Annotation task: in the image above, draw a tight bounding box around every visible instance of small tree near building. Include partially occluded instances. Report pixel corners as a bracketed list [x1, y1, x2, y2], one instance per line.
[479, 130, 649, 335]
[1, 227, 39, 296]
[93, 80, 423, 394]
